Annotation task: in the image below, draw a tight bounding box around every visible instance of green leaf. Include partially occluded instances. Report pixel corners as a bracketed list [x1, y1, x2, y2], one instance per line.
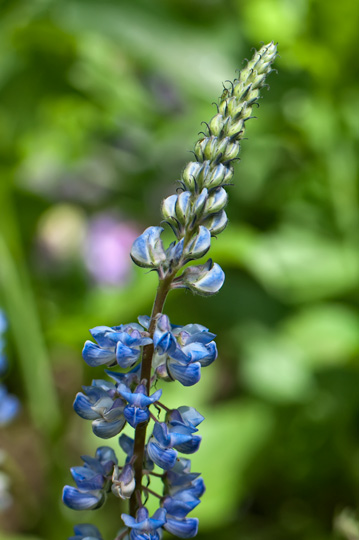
[239, 325, 315, 403]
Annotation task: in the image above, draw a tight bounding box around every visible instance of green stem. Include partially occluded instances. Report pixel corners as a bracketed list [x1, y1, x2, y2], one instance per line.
[129, 275, 173, 516]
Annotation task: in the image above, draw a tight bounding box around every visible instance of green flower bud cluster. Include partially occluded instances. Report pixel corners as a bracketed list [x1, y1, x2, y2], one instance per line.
[162, 41, 278, 246]
[132, 42, 277, 296]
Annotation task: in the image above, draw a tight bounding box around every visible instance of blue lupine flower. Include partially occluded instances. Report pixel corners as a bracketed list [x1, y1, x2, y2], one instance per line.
[166, 458, 205, 499]
[163, 515, 198, 538]
[162, 466, 203, 539]
[130, 226, 167, 269]
[165, 407, 204, 454]
[147, 419, 200, 471]
[73, 383, 126, 439]
[0, 384, 20, 427]
[63, 447, 117, 511]
[152, 315, 217, 386]
[118, 382, 162, 428]
[82, 323, 152, 368]
[69, 524, 103, 540]
[121, 507, 166, 540]
[162, 489, 200, 518]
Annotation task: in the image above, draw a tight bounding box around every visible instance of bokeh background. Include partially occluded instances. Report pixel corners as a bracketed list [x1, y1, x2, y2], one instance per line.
[0, 0, 359, 539]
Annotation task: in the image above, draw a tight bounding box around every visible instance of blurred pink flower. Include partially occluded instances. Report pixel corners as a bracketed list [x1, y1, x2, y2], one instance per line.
[84, 215, 139, 286]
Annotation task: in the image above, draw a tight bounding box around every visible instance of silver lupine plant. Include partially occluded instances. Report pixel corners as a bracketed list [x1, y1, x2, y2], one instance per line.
[63, 42, 278, 540]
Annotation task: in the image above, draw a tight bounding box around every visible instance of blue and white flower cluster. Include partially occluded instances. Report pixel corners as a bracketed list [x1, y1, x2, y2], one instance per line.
[64, 42, 277, 539]
[64, 315, 211, 538]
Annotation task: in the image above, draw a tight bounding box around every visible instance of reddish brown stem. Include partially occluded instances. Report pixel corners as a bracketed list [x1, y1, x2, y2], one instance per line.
[129, 276, 173, 516]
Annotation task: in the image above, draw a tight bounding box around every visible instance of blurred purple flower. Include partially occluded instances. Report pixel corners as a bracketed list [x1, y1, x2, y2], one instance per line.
[84, 215, 139, 286]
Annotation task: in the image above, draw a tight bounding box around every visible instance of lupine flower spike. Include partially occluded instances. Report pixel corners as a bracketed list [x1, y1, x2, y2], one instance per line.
[63, 42, 278, 539]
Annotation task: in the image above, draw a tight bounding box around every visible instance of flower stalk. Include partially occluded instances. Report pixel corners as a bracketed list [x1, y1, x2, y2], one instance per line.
[63, 42, 278, 540]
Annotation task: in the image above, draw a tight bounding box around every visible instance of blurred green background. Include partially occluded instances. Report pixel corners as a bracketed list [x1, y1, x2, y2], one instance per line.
[0, 0, 359, 539]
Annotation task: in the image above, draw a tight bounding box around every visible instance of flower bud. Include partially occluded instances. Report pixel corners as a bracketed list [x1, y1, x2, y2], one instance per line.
[175, 259, 225, 296]
[223, 140, 240, 161]
[112, 464, 135, 500]
[209, 114, 225, 137]
[204, 188, 228, 215]
[184, 226, 211, 260]
[130, 227, 166, 269]
[182, 161, 202, 191]
[175, 191, 192, 225]
[192, 188, 208, 219]
[202, 210, 228, 236]
[204, 163, 233, 189]
[162, 194, 178, 224]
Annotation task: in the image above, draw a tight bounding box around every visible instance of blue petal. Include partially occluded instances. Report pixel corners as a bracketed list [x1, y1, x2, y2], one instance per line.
[71, 523, 103, 539]
[119, 434, 134, 457]
[182, 342, 210, 363]
[62, 486, 104, 510]
[124, 405, 149, 427]
[174, 436, 202, 454]
[70, 467, 105, 491]
[179, 259, 225, 296]
[147, 440, 177, 470]
[138, 315, 150, 329]
[163, 494, 200, 518]
[184, 226, 211, 260]
[115, 342, 140, 368]
[121, 513, 138, 528]
[82, 341, 115, 367]
[185, 330, 216, 345]
[92, 417, 126, 439]
[168, 361, 201, 387]
[155, 332, 176, 355]
[191, 261, 225, 295]
[89, 326, 117, 347]
[187, 477, 206, 498]
[177, 407, 204, 428]
[149, 389, 162, 403]
[95, 446, 118, 467]
[164, 517, 199, 538]
[198, 342, 217, 366]
[153, 422, 171, 447]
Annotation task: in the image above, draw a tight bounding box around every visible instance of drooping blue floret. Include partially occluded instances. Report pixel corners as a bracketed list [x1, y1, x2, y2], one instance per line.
[82, 323, 152, 368]
[147, 437, 178, 471]
[152, 315, 217, 386]
[63, 447, 117, 511]
[162, 489, 200, 518]
[69, 524, 103, 540]
[163, 515, 199, 538]
[165, 458, 205, 499]
[122, 506, 167, 540]
[73, 382, 126, 439]
[118, 382, 162, 428]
